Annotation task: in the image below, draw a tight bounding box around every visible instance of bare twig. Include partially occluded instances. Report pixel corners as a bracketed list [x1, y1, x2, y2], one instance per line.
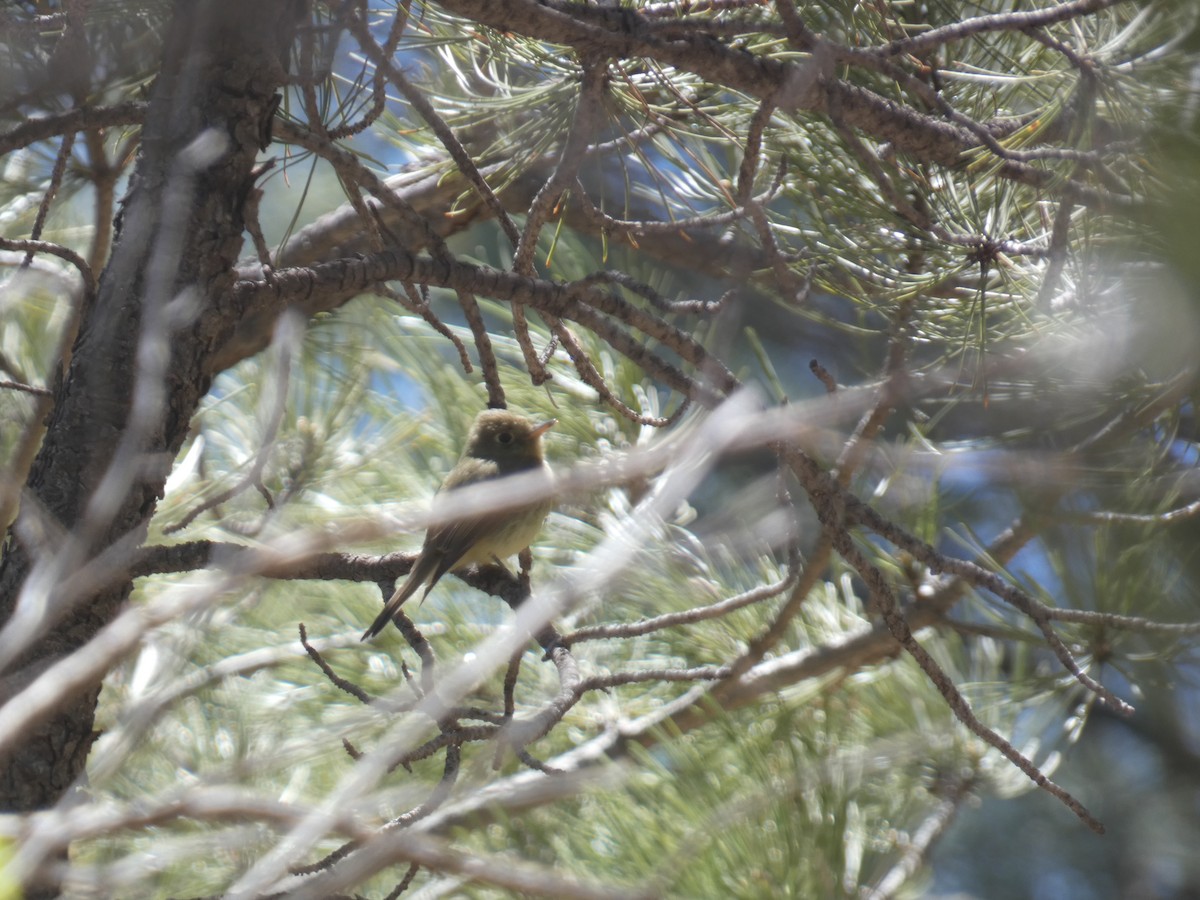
[0, 236, 97, 299]
[346, 11, 522, 248]
[830, 513, 1105, 833]
[165, 311, 301, 534]
[300, 623, 372, 704]
[880, 0, 1124, 58]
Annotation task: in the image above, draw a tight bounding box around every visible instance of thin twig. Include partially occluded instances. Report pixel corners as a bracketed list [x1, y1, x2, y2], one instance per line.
[880, 0, 1124, 58]
[564, 569, 798, 643]
[347, 11, 522, 248]
[0, 236, 97, 299]
[165, 312, 300, 534]
[831, 518, 1105, 834]
[23, 131, 75, 261]
[300, 623, 372, 704]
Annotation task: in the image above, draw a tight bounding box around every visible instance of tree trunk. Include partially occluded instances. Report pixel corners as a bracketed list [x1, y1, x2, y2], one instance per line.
[0, 0, 301, 826]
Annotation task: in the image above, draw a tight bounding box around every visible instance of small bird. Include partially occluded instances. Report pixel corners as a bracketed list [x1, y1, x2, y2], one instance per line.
[361, 409, 556, 640]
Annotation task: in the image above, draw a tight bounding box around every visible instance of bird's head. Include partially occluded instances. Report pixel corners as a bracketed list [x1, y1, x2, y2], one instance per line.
[463, 409, 556, 467]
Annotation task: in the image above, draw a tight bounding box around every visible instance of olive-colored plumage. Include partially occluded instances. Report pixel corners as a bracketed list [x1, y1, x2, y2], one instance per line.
[361, 409, 555, 640]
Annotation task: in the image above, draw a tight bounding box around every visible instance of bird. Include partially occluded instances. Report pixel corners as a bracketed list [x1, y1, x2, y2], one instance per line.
[361, 409, 556, 640]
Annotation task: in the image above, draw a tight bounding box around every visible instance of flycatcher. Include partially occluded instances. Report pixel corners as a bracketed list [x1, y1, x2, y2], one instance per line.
[361, 409, 555, 640]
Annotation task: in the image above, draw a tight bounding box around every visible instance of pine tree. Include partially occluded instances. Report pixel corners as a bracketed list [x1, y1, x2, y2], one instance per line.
[1, 2, 1198, 897]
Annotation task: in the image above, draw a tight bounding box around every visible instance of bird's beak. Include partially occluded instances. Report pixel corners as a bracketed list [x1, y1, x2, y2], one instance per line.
[530, 419, 557, 439]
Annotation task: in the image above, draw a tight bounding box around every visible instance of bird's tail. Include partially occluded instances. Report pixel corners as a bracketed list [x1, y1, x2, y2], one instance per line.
[361, 555, 436, 640]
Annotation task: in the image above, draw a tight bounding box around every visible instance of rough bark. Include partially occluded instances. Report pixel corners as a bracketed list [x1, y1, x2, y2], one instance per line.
[0, 0, 301, 820]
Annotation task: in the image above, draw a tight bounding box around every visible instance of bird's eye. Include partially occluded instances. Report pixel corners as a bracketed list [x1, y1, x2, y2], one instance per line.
[497, 431, 513, 444]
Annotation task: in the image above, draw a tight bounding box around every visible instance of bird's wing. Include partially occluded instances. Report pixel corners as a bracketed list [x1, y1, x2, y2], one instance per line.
[423, 502, 509, 582]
